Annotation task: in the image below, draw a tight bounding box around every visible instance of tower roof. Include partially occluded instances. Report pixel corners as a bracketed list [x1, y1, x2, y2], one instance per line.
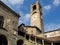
[36, 0, 39, 3]
[36, 0, 38, 1]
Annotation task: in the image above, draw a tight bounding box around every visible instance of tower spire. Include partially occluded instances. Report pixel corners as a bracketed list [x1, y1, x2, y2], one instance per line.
[36, 0, 39, 3]
[36, 0, 39, 2]
[36, 0, 38, 1]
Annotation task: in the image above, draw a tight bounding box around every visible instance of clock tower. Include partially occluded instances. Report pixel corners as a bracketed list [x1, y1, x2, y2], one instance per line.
[30, 0, 44, 33]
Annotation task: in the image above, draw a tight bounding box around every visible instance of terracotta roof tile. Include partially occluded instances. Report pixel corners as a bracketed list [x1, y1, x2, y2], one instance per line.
[47, 36, 60, 42]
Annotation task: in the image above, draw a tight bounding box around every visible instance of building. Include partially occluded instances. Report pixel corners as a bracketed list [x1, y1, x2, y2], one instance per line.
[0, 0, 60, 45]
[0, 1, 20, 45]
[18, 0, 60, 45]
[44, 29, 60, 45]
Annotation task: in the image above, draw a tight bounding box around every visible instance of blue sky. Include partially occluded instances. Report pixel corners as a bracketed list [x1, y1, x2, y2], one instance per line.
[1, 0, 60, 32]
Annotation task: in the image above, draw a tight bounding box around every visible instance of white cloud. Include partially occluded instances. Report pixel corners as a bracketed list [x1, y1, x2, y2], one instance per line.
[53, 0, 60, 6]
[19, 12, 30, 25]
[18, 12, 24, 25]
[24, 13, 30, 25]
[44, 5, 51, 10]
[44, 23, 60, 32]
[1, 0, 24, 5]
[24, 14, 30, 21]
[18, 20, 23, 25]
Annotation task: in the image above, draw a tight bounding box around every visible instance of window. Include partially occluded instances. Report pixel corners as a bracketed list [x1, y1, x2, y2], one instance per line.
[0, 35, 8, 45]
[33, 5, 36, 11]
[17, 40, 24, 45]
[0, 16, 4, 27]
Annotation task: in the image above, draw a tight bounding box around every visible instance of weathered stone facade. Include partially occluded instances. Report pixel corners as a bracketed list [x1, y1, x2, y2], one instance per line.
[18, 25, 52, 45]
[18, 0, 60, 45]
[0, 1, 20, 45]
[0, 0, 60, 45]
[44, 29, 60, 38]
[30, 1, 44, 33]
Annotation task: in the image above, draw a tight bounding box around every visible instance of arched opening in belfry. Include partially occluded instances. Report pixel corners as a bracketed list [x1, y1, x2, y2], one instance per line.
[17, 39, 24, 45]
[0, 35, 8, 45]
[33, 5, 36, 11]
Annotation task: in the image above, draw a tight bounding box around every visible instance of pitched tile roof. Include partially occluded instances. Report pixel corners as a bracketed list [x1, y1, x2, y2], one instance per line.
[47, 36, 60, 42]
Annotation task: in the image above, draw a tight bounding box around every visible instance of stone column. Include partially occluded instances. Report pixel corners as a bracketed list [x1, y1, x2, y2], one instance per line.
[25, 33, 26, 39]
[51, 42, 53, 45]
[35, 37, 37, 45]
[42, 40, 44, 45]
[29, 35, 30, 41]
[23, 33, 26, 45]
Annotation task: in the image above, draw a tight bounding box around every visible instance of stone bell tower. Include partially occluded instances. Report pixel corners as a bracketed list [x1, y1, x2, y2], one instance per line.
[30, 0, 44, 33]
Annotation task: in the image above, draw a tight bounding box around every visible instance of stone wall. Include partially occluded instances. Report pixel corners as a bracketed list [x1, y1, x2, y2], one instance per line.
[44, 30, 60, 38]
[0, 2, 19, 45]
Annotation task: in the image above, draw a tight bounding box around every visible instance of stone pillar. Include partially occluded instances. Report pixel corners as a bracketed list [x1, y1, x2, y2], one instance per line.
[42, 40, 44, 45]
[51, 42, 53, 45]
[35, 37, 37, 45]
[29, 35, 31, 41]
[24, 33, 26, 45]
[25, 33, 26, 39]
[8, 39, 11, 45]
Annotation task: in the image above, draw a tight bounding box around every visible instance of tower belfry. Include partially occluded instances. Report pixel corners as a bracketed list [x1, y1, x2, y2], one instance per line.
[30, 0, 44, 33]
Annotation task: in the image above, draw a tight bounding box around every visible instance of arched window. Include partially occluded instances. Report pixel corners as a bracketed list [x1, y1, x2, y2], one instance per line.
[0, 35, 8, 45]
[17, 39, 24, 45]
[33, 5, 36, 11]
[0, 16, 4, 27]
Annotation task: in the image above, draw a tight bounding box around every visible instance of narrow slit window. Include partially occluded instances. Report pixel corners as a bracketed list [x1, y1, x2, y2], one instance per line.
[0, 16, 4, 27]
